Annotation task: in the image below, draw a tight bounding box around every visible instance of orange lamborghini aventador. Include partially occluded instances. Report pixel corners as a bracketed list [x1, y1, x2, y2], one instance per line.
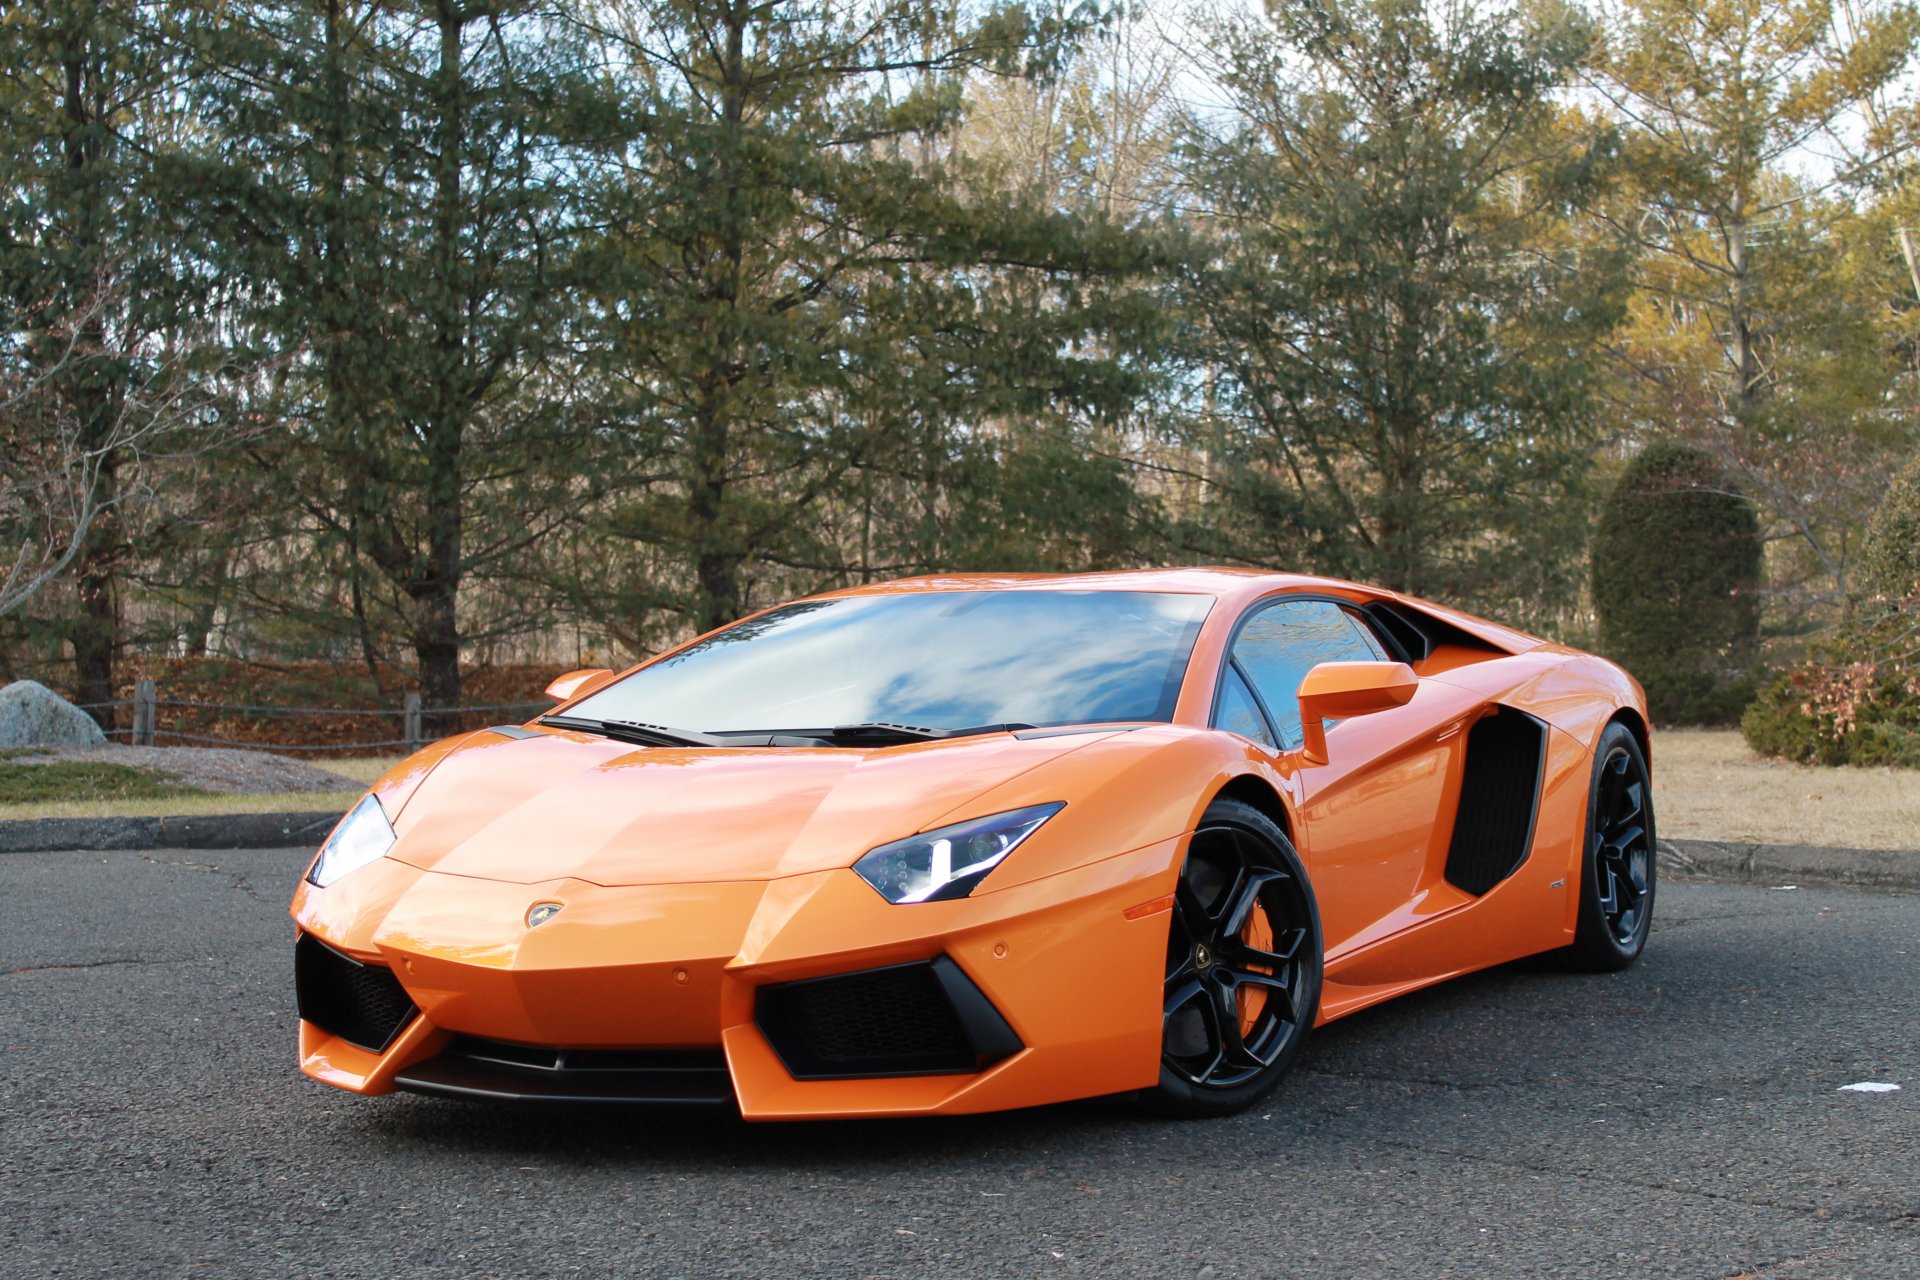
[291, 569, 1655, 1118]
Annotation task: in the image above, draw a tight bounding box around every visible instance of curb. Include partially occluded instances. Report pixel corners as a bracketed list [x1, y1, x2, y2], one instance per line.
[0, 811, 341, 854]
[1659, 838, 1918, 892]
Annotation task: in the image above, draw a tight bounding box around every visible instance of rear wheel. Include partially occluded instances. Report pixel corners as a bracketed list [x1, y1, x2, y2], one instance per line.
[1151, 798, 1322, 1117]
[1564, 722, 1656, 971]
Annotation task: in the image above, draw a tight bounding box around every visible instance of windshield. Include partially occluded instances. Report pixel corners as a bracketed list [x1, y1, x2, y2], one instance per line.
[568, 590, 1213, 734]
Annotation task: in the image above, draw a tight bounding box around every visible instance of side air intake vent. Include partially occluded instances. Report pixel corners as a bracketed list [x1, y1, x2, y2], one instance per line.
[1444, 707, 1548, 896]
[756, 956, 1022, 1080]
[295, 933, 417, 1052]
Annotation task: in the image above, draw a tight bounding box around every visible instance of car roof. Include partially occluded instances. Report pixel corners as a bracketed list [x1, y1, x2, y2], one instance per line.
[804, 568, 1544, 655]
[811, 567, 1355, 604]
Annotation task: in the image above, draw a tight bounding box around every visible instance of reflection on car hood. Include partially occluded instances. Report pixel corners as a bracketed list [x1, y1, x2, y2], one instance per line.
[380, 727, 1116, 886]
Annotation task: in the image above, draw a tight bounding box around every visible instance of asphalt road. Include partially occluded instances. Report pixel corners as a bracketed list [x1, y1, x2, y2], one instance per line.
[2, 849, 1915, 1280]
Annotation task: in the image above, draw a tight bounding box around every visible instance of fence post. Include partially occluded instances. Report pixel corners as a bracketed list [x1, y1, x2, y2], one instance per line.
[133, 678, 156, 747]
[404, 692, 423, 752]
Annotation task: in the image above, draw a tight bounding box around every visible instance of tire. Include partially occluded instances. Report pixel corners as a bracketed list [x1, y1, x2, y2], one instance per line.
[1149, 797, 1323, 1117]
[1563, 721, 1656, 972]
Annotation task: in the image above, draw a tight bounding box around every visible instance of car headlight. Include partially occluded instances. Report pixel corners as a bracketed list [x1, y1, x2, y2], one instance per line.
[306, 793, 398, 888]
[853, 803, 1064, 904]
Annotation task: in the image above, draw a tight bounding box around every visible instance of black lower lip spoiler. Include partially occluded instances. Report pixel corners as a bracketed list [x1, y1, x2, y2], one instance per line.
[394, 1040, 736, 1106]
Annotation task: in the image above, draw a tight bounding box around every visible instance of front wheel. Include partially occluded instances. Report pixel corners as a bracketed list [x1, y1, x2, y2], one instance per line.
[1151, 797, 1323, 1117]
[1563, 722, 1656, 971]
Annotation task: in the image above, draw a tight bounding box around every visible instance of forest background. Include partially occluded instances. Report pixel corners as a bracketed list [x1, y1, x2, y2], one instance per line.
[5, 0, 1920, 758]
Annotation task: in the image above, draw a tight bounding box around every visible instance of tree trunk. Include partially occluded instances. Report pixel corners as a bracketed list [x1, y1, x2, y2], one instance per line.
[61, 35, 119, 728]
[416, 0, 467, 733]
[684, 6, 748, 635]
[688, 398, 740, 633]
[71, 498, 118, 723]
[1727, 193, 1758, 414]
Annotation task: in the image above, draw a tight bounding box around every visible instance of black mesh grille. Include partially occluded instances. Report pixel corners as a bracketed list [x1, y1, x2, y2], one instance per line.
[1444, 707, 1548, 896]
[295, 933, 417, 1052]
[755, 958, 1019, 1079]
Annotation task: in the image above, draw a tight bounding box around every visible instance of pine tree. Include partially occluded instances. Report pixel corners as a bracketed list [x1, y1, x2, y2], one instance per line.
[572, 0, 1163, 639]
[1178, 0, 1624, 617]
[181, 0, 606, 723]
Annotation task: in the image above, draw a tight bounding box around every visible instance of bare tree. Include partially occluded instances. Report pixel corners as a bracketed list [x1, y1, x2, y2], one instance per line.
[0, 281, 211, 622]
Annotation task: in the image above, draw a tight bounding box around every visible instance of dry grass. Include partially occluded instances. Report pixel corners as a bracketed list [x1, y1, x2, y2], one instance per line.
[0, 789, 362, 821]
[1655, 729, 1920, 852]
[0, 750, 399, 819]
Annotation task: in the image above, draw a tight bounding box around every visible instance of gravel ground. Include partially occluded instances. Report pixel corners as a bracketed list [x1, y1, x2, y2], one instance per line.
[2, 744, 359, 794]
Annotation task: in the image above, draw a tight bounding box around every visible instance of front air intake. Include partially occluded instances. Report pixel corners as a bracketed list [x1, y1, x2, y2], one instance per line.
[755, 956, 1022, 1080]
[295, 933, 417, 1052]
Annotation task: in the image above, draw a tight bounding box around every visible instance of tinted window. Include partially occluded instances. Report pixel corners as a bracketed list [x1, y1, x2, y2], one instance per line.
[1231, 599, 1389, 748]
[1215, 666, 1277, 749]
[571, 590, 1213, 733]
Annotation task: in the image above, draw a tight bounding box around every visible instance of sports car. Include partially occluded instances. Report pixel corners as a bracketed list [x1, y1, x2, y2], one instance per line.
[291, 569, 1656, 1118]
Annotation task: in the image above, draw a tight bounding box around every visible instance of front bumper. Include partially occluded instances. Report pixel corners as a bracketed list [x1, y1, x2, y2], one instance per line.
[289, 837, 1180, 1119]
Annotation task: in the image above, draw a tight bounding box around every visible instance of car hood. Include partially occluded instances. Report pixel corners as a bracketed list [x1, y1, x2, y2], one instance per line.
[379, 726, 1116, 887]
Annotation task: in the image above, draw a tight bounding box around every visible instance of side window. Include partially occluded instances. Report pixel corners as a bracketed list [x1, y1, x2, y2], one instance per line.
[1231, 599, 1390, 748]
[1214, 666, 1277, 749]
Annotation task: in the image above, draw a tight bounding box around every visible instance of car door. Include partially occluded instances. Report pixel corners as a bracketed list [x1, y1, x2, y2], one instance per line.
[1215, 597, 1483, 960]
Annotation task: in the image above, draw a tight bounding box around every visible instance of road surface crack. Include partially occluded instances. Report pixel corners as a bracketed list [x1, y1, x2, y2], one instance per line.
[140, 851, 271, 904]
[1304, 1066, 1496, 1091]
[5, 956, 189, 976]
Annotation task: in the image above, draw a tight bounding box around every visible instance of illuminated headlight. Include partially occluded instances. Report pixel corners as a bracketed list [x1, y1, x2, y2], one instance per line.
[306, 793, 398, 888]
[853, 803, 1064, 904]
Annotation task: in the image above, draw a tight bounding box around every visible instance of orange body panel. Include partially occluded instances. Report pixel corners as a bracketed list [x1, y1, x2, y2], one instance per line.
[291, 568, 1648, 1118]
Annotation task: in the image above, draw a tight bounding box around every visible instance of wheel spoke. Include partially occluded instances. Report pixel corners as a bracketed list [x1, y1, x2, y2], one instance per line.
[1173, 880, 1213, 944]
[1210, 860, 1248, 925]
[1164, 973, 1206, 1019]
[1603, 823, 1646, 859]
[1211, 980, 1265, 1069]
[1596, 867, 1620, 917]
[1226, 919, 1305, 967]
[1229, 968, 1295, 1025]
[1614, 779, 1644, 826]
[1220, 868, 1288, 937]
[1230, 942, 1293, 968]
[1162, 975, 1223, 1081]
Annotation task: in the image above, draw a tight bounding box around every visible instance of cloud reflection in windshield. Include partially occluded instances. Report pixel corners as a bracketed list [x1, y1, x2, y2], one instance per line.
[572, 591, 1214, 733]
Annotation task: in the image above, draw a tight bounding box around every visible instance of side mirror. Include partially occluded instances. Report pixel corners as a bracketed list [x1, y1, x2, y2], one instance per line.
[1295, 661, 1417, 765]
[544, 667, 616, 704]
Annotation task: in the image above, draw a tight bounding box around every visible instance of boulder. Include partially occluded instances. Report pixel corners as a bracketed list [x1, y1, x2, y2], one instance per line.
[0, 680, 108, 748]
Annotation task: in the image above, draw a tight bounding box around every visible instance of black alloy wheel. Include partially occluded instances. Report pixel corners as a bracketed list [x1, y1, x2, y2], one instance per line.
[1152, 797, 1322, 1116]
[1565, 721, 1656, 971]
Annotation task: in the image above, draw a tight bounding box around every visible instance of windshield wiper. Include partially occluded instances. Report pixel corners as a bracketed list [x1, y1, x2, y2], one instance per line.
[539, 715, 725, 748]
[540, 716, 1034, 749]
[806, 721, 1037, 745]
